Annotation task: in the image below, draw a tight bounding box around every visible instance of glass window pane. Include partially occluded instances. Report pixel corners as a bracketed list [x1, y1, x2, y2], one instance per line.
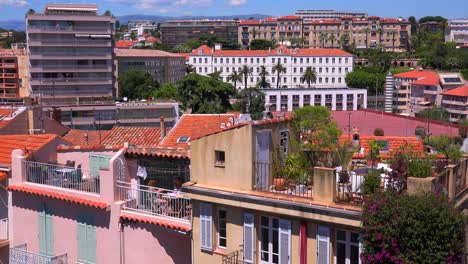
[220, 238, 227, 248]
[273, 229, 279, 254]
[261, 228, 269, 251]
[351, 232, 360, 243]
[337, 242, 346, 264]
[337, 230, 346, 241]
[261, 216, 268, 226]
[350, 244, 360, 264]
[273, 218, 279, 229]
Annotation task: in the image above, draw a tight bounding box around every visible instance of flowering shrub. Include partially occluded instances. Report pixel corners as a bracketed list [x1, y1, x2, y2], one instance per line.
[362, 192, 465, 264]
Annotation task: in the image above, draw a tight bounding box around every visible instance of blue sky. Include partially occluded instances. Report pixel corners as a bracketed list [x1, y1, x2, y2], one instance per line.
[1, 0, 467, 20]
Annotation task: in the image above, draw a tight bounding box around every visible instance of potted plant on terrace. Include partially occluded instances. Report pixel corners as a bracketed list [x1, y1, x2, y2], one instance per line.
[334, 142, 356, 201]
[271, 147, 287, 191]
[284, 153, 309, 195]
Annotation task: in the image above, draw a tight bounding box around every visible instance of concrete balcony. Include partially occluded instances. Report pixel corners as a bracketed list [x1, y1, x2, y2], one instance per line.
[30, 65, 112, 73]
[0, 83, 19, 89]
[0, 63, 17, 68]
[0, 73, 17, 78]
[30, 78, 112, 86]
[29, 54, 112, 60]
[28, 39, 111, 47]
[27, 25, 111, 35]
[445, 108, 467, 115]
[442, 99, 467, 106]
[10, 243, 67, 264]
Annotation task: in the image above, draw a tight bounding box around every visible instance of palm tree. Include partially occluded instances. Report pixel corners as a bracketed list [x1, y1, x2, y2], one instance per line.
[328, 34, 336, 48]
[258, 65, 271, 88]
[272, 62, 286, 89]
[340, 33, 350, 49]
[208, 71, 222, 81]
[185, 64, 195, 74]
[227, 70, 243, 89]
[377, 27, 384, 45]
[363, 27, 370, 49]
[25, 8, 35, 17]
[239, 65, 253, 90]
[390, 30, 397, 52]
[252, 28, 257, 40]
[319, 32, 328, 48]
[301, 67, 317, 88]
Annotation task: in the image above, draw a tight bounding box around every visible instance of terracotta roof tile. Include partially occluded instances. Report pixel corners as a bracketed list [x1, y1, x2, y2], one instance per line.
[145, 37, 160, 43]
[0, 172, 7, 181]
[277, 15, 301, 20]
[0, 107, 22, 129]
[120, 212, 191, 232]
[0, 134, 59, 165]
[102, 126, 169, 147]
[441, 85, 468, 97]
[239, 20, 261, 25]
[159, 114, 236, 149]
[190, 45, 352, 57]
[394, 70, 440, 86]
[115, 40, 138, 49]
[126, 146, 190, 159]
[115, 48, 183, 57]
[8, 185, 109, 209]
[64, 129, 109, 146]
[57, 145, 122, 151]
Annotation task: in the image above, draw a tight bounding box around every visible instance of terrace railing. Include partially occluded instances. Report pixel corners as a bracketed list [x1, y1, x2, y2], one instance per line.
[222, 250, 244, 264]
[116, 181, 191, 223]
[10, 243, 67, 264]
[23, 161, 99, 194]
[254, 161, 313, 199]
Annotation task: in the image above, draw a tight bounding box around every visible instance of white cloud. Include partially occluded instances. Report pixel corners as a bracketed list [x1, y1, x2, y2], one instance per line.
[107, 0, 213, 12]
[0, 0, 28, 7]
[227, 0, 247, 6]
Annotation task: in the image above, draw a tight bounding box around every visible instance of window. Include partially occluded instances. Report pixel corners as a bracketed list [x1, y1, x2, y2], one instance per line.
[214, 58, 217, 63]
[317, 225, 330, 264]
[260, 216, 291, 264]
[243, 213, 255, 263]
[89, 154, 110, 178]
[177, 136, 190, 143]
[217, 209, 227, 249]
[215, 150, 225, 167]
[200, 203, 213, 251]
[280, 129, 289, 157]
[78, 214, 96, 264]
[335, 230, 361, 264]
[39, 203, 54, 256]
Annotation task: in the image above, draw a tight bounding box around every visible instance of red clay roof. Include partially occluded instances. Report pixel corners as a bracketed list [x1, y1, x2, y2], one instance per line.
[190, 45, 352, 57]
[145, 37, 160, 43]
[0, 172, 7, 181]
[0, 134, 59, 165]
[64, 130, 109, 146]
[394, 70, 440, 86]
[339, 135, 424, 159]
[441, 85, 468, 97]
[159, 114, 236, 149]
[332, 109, 460, 137]
[120, 212, 191, 232]
[126, 147, 190, 159]
[115, 40, 138, 49]
[8, 185, 109, 209]
[239, 20, 261, 25]
[277, 15, 301, 20]
[102, 126, 169, 147]
[0, 107, 22, 129]
[115, 48, 183, 57]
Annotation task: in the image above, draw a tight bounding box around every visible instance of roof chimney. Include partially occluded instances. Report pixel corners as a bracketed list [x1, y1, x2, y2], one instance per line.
[160, 116, 166, 140]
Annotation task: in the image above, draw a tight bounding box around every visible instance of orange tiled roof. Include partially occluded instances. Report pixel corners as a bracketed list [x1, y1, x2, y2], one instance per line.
[146, 37, 160, 43]
[0, 108, 21, 129]
[176, 53, 190, 60]
[277, 15, 301, 20]
[120, 212, 191, 232]
[394, 70, 440, 86]
[0, 134, 59, 165]
[441, 85, 468, 97]
[239, 20, 261, 25]
[102, 126, 169, 147]
[8, 185, 109, 209]
[64, 129, 109, 146]
[0, 172, 7, 181]
[126, 147, 190, 159]
[115, 48, 183, 57]
[190, 45, 352, 57]
[339, 135, 424, 159]
[115, 40, 138, 49]
[159, 114, 236, 149]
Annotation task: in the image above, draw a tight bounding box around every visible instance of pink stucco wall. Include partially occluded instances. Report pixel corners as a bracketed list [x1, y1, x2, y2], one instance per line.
[123, 221, 191, 264]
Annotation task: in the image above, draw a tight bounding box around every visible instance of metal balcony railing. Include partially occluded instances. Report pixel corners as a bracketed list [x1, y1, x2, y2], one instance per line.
[23, 161, 100, 194]
[222, 250, 244, 264]
[10, 244, 68, 264]
[116, 181, 192, 223]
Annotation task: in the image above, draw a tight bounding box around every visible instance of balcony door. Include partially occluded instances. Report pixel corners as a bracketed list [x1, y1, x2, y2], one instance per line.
[256, 130, 271, 190]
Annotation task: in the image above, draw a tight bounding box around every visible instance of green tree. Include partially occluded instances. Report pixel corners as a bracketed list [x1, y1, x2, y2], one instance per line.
[152, 83, 179, 100]
[249, 39, 277, 50]
[424, 135, 463, 163]
[364, 27, 370, 49]
[227, 70, 243, 89]
[185, 64, 195, 74]
[240, 65, 253, 90]
[130, 31, 137, 41]
[319, 32, 328, 48]
[25, 8, 35, 17]
[301, 67, 317, 88]
[328, 34, 336, 48]
[103, 10, 112, 16]
[345, 70, 385, 95]
[118, 70, 159, 99]
[177, 73, 235, 113]
[340, 33, 350, 49]
[236, 87, 266, 120]
[415, 106, 449, 122]
[272, 62, 286, 88]
[207, 71, 222, 81]
[257, 65, 270, 88]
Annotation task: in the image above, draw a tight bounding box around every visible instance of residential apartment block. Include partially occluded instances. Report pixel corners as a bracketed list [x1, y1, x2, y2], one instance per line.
[26, 4, 115, 102]
[441, 85, 468, 122]
[445, 20, 468, 48]
[295, 10, 368, 20]
[160, 20, 239, 47]
[264, 88, 367, 112]
[239, 16, 411, 52]
[0, 49, 28, 99]
[115, 48, 186, 91]
[189, 45, 353, 89]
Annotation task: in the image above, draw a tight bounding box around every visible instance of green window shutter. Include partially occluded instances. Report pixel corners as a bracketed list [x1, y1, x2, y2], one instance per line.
[39, 204, 54, 256]
[38, 205, 46, 255]
[77, 215, 87, 262]
[77, 214, 97, 264]
[86, 217, 97, 263]
[45, 207, 54, 256]
[90, 154, 111, 178]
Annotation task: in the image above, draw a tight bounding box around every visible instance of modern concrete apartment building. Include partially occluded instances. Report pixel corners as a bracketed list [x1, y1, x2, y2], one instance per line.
[441, 85, 468, 122]
[239, 16, 411, 52]
[295, 9, 368, 20]
[0, 49, 28, 99]
[160, 20, 239, 46]
[26, 4, 115, 102]
[114, 49, 186, 91]
[189, 45, 353, 89]
[445, 20, 468, 47]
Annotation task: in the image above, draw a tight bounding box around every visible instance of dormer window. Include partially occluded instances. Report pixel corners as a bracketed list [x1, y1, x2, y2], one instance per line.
[198, 49, 203, 55]
[177, 136, 190, 143]
[278, 49, 282, 54]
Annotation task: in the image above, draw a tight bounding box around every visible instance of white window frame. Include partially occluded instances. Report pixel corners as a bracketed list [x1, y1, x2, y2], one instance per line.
[200, 203, 213, 251]
[259, 216, 291, 264]
[217, 208, 227, 249]
[317, 225, 330, 264]
[334, 230, 362, 264]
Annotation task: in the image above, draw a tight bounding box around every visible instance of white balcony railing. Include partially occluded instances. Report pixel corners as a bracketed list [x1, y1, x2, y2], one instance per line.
[23, 161, 99, 194]
[0, 218, 7, 240]
[116, 181, 192, 223]
[10, 244, 68, 264]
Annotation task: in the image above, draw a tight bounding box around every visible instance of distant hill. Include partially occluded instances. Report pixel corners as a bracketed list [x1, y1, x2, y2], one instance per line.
[0, 20, 25, 31]
[116, 14, 271, 25]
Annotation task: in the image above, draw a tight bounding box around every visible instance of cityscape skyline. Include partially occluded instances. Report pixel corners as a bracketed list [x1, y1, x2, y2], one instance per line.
[0, 0, 467, 21]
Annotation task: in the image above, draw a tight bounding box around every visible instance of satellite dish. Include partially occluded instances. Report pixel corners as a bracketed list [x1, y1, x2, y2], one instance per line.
[123, 97, 128, 102]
